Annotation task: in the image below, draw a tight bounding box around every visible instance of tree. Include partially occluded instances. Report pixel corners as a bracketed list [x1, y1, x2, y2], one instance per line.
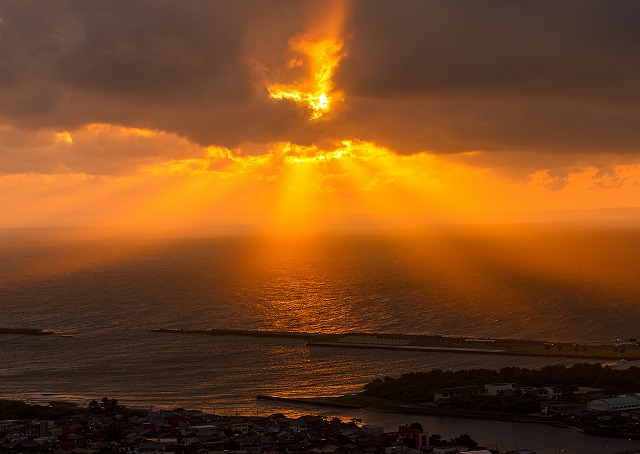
[225, 439, 240, 450]
[88, 400, 101, 414]
[101, 397, 126, 416]
[429, 434, 443, 447]
[87, 397, 127, 416]
[452, 433, 479, 450]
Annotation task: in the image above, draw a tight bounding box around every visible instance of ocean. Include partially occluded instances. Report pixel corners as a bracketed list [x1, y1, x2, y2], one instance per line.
[2, 225, 640, 452]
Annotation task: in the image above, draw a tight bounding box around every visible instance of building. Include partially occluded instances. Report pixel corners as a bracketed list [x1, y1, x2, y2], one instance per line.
[191, 424, 219, 437]
[484, 383, 514, 396]
[362, 425, 384, 436]
[433, 446, 471, 454]
[434, 386, 484, 401]
[587, 396, 640, 412]
[398, 424, 428, 450]
[537, 387, 562, 400]
[540, 402, 579, 416]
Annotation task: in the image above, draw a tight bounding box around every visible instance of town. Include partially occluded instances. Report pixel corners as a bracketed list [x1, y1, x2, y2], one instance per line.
[3, 391, 640, 454]
[0, 398, 502, 454]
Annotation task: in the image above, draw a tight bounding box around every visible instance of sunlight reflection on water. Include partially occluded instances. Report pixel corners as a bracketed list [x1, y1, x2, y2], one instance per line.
[3, 228, 640, 451]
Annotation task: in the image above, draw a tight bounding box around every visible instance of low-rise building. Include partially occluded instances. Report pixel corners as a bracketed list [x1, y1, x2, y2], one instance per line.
[191, 424, 219, 438]
[434, 386, 484, 401]
[540, 402, 579, 416]
[433, 446, 471, 454]
[587, 395, 640, 412]
[362, 425, 384, 436]
[537, 387, 562, 400]
[484, 383, 514, 396]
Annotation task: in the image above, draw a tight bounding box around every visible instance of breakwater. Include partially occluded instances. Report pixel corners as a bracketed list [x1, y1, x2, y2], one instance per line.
[150, 328, 313, 339]
[0, 328, 54, 335]
[152, 328, 640, 360]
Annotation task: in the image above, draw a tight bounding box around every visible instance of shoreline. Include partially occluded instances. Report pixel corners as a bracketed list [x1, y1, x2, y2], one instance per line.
[256, 394, 640, 441]
[256, 394, 570, 426]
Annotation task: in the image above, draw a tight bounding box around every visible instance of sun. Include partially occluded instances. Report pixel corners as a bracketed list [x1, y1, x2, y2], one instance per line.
[268, 36, 344, 120]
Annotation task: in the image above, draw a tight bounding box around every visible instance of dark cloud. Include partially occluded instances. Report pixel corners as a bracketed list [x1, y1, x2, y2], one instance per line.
[0, 0, 341, 153]
[330, 0, 640, 155]
[53, 3, 249, 101]
[338, 1, 640, 104]
[324, 96, 640, 156]
[0, 124, 204, 175]
[1, 0, 640, 171]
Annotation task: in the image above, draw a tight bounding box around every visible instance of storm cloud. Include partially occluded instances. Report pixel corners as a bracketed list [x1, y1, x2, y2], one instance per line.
[1, 0, 640, 171]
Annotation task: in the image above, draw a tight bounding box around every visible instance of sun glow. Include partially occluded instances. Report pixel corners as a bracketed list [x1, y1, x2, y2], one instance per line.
[268, 36, 344, 119]
[4, 121, 640, 237]
[4, 5, 640, 238]
[55, 131, 73, 144]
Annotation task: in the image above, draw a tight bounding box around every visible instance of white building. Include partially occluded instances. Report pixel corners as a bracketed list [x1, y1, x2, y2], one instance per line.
[191, 425, 219, 437]
[537, 387, 562, 399]
[588, 396, 640, 412]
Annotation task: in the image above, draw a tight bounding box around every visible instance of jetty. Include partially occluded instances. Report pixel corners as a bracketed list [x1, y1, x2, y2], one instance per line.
[0, 328, 54, 335]
[151, 328, 640, 360]
[150, 328, 312, 339]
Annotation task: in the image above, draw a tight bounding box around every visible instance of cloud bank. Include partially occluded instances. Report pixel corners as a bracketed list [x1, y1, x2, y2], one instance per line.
[1, 1, 639, 163]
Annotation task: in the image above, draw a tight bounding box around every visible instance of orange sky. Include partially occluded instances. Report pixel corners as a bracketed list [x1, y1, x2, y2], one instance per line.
[1, 1, 640, 234]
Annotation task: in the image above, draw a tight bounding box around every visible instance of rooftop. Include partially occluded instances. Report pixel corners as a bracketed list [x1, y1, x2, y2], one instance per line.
[596, 396, 640, 406]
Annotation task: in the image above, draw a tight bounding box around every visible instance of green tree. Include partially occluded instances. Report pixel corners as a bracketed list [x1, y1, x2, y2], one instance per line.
[452, 433, 479, 449]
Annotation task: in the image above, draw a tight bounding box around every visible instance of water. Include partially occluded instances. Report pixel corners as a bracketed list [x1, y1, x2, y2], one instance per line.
[2, 226, 640, 452]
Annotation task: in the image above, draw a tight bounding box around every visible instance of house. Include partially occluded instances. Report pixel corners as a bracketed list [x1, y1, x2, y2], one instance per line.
[588, 396, 640, 412]
[433, 446, 470, 454]
[362, 425, 384, 436]
[290, 418, 308, 432]
[398, 424, 428, 450]
[276, 431, 295, 442]
[434, 386, 484, 401]
[385, 446, 421, 454]
[230, 419, 249, 435]
[30, 421, 54, 437]
[191, 424, 219, 438]
[137, 441, 167, 454]
[540, 402, 579, 416]
[537, 387, 562, 400]
[33, 435, 59, 445]
[484, 383, 514, 396]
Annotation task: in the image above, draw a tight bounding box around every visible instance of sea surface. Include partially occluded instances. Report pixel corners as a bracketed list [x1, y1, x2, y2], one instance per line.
[2, 225, 640, 453]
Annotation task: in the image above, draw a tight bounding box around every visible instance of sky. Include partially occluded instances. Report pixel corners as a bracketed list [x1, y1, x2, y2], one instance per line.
[2, 0, 640, 234]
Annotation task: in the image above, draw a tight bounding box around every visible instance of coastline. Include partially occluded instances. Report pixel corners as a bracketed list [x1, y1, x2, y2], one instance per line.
[256, 394, 571, 426]
[256, 394, 640, 441]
